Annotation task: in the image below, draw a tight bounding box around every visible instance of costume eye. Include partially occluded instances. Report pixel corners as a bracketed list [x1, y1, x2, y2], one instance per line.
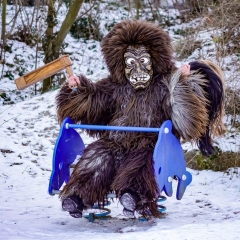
[140, 57, 149, 64]
[126, 58, 136, 65]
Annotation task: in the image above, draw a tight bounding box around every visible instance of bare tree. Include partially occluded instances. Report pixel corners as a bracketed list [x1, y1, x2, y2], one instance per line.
[41, 0, 84, 93]
[1, 0, 7, 64]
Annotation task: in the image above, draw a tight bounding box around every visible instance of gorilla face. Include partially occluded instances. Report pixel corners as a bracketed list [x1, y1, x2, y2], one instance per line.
[124, 45, 153, 90]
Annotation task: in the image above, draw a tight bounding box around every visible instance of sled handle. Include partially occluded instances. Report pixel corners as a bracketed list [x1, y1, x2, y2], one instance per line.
[66, 123, 162, 132]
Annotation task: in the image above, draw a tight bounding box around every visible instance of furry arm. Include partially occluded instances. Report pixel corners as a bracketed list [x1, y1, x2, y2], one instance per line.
[164, 60, 225, 156]
[56, 75, 115, 126]
[163, 69, 209, 142]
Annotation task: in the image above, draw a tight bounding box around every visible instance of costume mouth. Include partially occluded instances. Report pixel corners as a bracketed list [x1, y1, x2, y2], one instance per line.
[129, 74, 151, 89]
[129, 74, 150, 84]
[129, 74, 150, 89]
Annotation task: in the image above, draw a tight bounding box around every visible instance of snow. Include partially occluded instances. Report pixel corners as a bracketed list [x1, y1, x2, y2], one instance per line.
[0, 78, 240, 240]
[1, 2, 240, 240]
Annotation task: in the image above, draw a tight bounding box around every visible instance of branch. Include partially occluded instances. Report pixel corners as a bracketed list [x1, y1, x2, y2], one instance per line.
[53, 0, 84, 55]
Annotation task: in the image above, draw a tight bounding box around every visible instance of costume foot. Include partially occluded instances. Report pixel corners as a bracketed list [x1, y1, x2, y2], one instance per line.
[69, 211, 82, 218]
[62, 195, 84, 218]
[123, 208, 135, 218]
[120, 191, 139, 212]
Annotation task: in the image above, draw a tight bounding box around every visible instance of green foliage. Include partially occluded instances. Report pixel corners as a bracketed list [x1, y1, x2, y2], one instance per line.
[213, 36, 219, 43]
[105, 20, 118, 32]
[13, 54, 29, 77]
[185, 147, 240, 171]
[3, 42, 13, 53]
[7, 0, 36, 6]
[3, 70, 14, 80]
[6, 62, 14, 68]
[88, 44, 96, 50]
[70, 16, 103, 41]
[108, 1, 122, 7]
[0, 92, 14, 105]
[173, 28, 189, 36]
[87, 68, 93, 75]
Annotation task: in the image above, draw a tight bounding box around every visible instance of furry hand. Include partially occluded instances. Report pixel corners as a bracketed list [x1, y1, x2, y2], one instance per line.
[180, 64, 190, 76]
[67, 74, 80, 90]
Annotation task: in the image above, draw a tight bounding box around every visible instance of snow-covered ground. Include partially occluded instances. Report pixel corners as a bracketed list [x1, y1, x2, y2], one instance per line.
[0, 90, 240, 240]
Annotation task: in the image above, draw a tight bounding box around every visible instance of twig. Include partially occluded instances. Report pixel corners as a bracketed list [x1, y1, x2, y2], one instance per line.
[22, 165, 29, 174]
[0, 105, 12, 115]
[0, 114, 21, 127]
[75, 0, 97, 21]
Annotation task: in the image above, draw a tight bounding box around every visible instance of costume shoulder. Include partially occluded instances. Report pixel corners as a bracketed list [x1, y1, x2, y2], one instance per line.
[164, 60, 225, 156]
[56, 75, 116, 126]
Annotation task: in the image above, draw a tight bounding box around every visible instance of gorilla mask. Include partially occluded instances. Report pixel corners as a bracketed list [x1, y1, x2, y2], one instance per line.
[124, 45, 153, 90]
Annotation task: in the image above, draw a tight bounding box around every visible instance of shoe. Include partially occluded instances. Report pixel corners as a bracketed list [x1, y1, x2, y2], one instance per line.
[69, 211, 82, 218]
[122, 208, 135, 218]
[120, 192, 137, 211]
[120, 191, 140, 217]
[62, 195, 84, 218]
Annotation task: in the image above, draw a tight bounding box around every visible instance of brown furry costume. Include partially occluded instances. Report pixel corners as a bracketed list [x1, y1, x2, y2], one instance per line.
[56, 19, 225, 217]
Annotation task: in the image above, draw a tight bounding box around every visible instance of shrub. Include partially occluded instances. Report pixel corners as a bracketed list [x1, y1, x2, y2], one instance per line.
[185, 148, 240, 171]
[70, 16, 103, 41]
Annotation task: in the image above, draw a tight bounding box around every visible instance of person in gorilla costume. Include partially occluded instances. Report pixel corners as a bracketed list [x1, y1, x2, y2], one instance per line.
[56, 19, 225, 218]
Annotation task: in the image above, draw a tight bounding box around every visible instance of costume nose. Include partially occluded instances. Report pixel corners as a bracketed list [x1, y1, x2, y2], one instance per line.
[134, 61, 145, 74]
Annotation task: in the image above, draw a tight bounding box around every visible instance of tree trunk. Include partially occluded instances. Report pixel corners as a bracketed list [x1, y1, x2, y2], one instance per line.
[1, 0, 7, 62]
[52, 0, 84, 55]
[41, 0, 56, 93]
[135, 0, 141, 19]
[42, 0, 84, 93]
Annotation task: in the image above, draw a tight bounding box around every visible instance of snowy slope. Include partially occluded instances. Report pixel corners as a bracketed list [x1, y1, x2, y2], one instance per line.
[0, 90, 240, 240]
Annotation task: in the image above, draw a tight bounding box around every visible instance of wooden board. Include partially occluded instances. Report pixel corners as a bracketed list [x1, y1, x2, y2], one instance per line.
[15, 55, 73, 90]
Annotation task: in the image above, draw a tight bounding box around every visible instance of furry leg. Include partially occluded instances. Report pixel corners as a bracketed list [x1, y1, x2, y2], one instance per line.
[59, 139, 116, 208]
[112, 148, 160, 217]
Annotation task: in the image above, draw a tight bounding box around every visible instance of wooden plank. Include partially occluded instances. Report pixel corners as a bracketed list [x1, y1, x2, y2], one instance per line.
[15, 55, 73, 90]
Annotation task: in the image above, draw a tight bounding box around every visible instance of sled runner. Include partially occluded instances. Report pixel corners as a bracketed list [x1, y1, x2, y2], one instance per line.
[48, 117, 192, 221]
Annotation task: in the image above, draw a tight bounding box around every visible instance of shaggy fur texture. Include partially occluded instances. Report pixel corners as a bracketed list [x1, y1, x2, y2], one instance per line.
[163, 70, 209, 142]
[200, 60, 225, 137]
[60, 139, 116, 208]
[56, 19, 225, 218]
[189, 61, 225, 155]
[163, 60, 225, 156]
[101, 19, 176, 84]
[58, 74, 172, 217]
